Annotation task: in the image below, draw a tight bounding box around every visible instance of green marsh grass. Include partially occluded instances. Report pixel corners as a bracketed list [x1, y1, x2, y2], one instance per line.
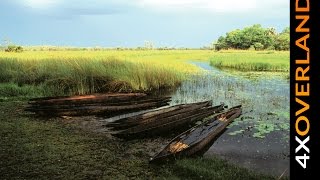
[0, 50, 289, 97]
[209, 51, 289, 72]
[0, 53, 191, 96]
[0, 50, 217, 97]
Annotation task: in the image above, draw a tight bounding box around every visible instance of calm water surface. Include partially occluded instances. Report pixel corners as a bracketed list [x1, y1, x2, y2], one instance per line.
[169, 61, 289, 177]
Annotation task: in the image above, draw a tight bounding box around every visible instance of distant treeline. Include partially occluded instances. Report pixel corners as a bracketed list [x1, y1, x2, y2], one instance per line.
[1, 24, 289, 52]
[1, 46, 201, 51]
[215, 24, 289, 51]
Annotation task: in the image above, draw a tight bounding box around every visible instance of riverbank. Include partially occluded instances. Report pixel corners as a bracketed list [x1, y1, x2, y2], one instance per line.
[0, 100, 277, 179]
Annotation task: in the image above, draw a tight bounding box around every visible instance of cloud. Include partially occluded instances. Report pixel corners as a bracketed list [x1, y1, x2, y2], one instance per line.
[136, 0, 256, 13]
[13, 0, 126, 19]
[135, 0, 288, 15]
[22, 0, 62, 9]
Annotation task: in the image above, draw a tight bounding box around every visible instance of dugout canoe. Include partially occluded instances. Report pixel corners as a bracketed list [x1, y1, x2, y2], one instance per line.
[149, 105, 242, 163]
[28, 93, 148, 106]
[25, 93, 171, 116]
[106, 100, 214, 130]
[111, 103, 226, 139]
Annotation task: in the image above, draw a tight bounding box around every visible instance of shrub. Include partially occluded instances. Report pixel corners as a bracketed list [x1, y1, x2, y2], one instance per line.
[5, 45, 23, 52]
[253, 43, 264, 51]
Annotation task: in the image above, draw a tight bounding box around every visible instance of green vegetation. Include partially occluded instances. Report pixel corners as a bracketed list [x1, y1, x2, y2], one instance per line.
[0, 83, 45, 97]
[0, 49, 289, 179]
[168, 158, 276, 180]
[0, 21, 290, 179]
[215, 25, 289, 51]
[0, 50, 202, 97]
[0, 101, 278, 179]
[209, 51, 289, 71]
[0, 56, 183, 96]
[0, 50, 289, 97]
[4, 45, 23, 52]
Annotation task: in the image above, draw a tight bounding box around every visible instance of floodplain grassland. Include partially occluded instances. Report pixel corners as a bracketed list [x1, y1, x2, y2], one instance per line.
[0, 50, 289, 98]
[0, 49, 289, 179]
[209, 50, 289, 72]
[0, 50, 214, 97]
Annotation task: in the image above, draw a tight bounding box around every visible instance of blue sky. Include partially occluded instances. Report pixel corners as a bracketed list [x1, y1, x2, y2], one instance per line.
[0, 0, 289, 48]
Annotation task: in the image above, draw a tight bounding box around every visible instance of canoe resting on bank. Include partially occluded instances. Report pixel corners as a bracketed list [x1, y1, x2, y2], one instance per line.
[25, 93, 171, 116]
[149, 105, 242, 163]
[106, 100, 214, 130]
[111, 102, 226, 139]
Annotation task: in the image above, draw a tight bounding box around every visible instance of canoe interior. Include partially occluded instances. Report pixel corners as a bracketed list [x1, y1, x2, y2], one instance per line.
[149, 106, 242, 163]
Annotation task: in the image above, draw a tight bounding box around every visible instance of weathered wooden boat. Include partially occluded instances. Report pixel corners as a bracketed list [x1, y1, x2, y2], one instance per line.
[106, 100, 214, 130]
[25, 93, 171, 116]
[149, 105, 242, 163]
[28, 93, 148, 105]
[111, 103, 226, 139]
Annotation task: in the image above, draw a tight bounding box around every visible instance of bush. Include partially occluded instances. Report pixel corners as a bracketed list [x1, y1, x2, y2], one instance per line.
[266, 45, 275, 50]
[253, 42, 264, 51]
[248, 45, 255, 51]
[5, 45, 23, 52]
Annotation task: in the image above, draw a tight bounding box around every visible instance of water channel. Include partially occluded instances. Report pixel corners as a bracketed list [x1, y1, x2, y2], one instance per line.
[169, 61, 289, 177]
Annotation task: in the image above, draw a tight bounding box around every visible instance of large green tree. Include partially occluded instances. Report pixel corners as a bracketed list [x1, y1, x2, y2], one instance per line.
[215, 25, 289, 51]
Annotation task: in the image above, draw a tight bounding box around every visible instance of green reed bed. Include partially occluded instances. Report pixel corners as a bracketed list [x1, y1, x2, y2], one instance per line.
[209, 51, 289, 72]
[0, 57, 183, 97]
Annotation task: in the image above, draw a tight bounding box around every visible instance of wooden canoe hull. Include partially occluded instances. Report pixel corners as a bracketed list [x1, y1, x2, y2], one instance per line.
[28, 93, 148, 105]
[149, 106, 242, 163]
[106, 100, 213, 130]
[112, 103, 225, 139]
[25, 93, 171, 117]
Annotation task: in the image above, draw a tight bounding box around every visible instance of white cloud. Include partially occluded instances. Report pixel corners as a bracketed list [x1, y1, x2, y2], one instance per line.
[136, 0, 258, 13]
[22, 0, 61, 9]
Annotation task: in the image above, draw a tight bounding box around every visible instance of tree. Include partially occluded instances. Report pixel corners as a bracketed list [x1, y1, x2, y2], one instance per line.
[214, 25, 289, 51]
[274, 27, 290, 50]
[216, 36, 227, 50]
[224, 29, 242, 49]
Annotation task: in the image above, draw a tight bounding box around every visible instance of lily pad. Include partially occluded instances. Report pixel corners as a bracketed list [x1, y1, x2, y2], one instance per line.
[228, 129, 244, 136]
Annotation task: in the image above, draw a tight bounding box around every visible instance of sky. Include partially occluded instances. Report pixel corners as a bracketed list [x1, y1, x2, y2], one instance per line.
[0, 0, 289, 48]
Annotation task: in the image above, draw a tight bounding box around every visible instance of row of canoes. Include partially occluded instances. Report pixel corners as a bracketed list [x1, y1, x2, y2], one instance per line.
[25, 93, 242, 163]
